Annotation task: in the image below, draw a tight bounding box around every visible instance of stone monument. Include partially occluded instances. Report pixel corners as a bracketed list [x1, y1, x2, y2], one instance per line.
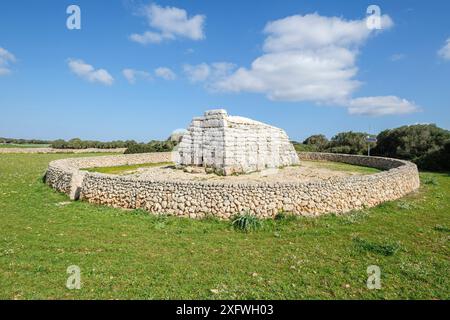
[176, 109, 300, 175]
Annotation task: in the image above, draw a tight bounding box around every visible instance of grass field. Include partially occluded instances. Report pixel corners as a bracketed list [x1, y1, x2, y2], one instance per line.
[0, 153, 448, 299]
[300, 160, 380, 174]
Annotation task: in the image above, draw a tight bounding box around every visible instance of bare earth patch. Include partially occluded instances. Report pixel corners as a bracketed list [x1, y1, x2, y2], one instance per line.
[113, 160, 379, 184]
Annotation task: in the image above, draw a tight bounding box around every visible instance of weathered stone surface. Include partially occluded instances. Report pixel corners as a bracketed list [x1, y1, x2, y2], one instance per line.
[176, 109, 300, 175]
[45, 152, 420, 219]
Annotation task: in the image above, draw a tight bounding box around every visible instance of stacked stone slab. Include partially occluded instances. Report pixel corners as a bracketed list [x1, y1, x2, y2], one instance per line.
[177, 109, 300, 175]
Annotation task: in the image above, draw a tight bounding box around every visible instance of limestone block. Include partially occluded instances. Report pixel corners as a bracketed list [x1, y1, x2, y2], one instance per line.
[178, 109, 300, 175]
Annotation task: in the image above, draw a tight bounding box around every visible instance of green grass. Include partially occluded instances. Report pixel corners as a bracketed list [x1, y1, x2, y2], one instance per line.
[82, 162, 174, 175]
[0, 143, 50, 148]
[302, 160, 381, 174]
[0, 153, 448, 299]
[352, 237, 401, 256]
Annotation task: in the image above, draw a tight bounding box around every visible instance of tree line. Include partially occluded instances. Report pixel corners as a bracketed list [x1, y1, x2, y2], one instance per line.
[0, 137, 52, 145]
[1, 136, 179, 152]
[51, 138, 178, 153]
[293, 124, 450, 171]
[50, 138, 137, 149]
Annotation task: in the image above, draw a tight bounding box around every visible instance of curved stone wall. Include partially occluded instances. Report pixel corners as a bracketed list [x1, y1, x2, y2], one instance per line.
[45, 152, 173, 200]
[45, 152, 420, 219]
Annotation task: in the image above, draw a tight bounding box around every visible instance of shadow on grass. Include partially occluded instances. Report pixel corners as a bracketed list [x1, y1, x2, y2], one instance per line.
[434, 225, 450, 233]
[353, 237, 401, 256]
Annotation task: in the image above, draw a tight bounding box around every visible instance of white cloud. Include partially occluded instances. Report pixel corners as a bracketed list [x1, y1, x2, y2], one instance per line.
[68, 59, 114, 85]
[122, 68, 152, 84]
[262, 14, 393, 52]
[130, 3, 205, 45]
[0, 47, 17, 76]
[154, 67, 176, 80]
[347, 96, 419, 116]
[196, 13, 414, 117]
[0, 67, 10, 76]
[214, 49, 361, 102]
[212, 13, 393, 104]
[210, 62, 236, 78]
[129, 31, 166, 44]
[183, 62, 235, 84]
[183, 63, 210, 82]
[438, 38, 450, 60]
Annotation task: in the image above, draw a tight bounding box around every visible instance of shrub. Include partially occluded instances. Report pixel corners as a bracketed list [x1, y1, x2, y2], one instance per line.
[325, 131, 370, 155]
[51, 139, 66, 149]
[291, 141, 318, 152]
[303, 134, 329, 151]
[124, 143, 154, 154]
[231, 213, 262, 232]
[416, 139, 450, 171]
[124, 140, 177, 154]
[372, 124, 450, 171]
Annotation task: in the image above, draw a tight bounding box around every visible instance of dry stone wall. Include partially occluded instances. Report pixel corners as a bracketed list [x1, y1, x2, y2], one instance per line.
[45, 152, 173, 200]
[45, 152, 420, 219]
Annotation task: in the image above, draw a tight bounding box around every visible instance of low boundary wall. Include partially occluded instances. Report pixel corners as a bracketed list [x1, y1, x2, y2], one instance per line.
[45, 152, 420, 218]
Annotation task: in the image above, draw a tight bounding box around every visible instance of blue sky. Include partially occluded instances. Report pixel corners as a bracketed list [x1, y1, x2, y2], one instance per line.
[0, 0, 449, 142]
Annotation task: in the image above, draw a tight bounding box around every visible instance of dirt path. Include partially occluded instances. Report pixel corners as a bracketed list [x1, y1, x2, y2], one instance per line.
[124, 161, 367, 184]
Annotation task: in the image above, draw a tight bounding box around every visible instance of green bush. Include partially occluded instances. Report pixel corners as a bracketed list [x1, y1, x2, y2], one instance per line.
[291, 141, 318, 152]
[303, 134, 329, 151]
[416, 139, 450, 171]
[231, 213, 262, 232]
[124, 140, 177, 154]
[50, 139, 66, 149]
[373, 124, 450, 171]
[325, 131, 370, 155]
[124, 143, 153, 154]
